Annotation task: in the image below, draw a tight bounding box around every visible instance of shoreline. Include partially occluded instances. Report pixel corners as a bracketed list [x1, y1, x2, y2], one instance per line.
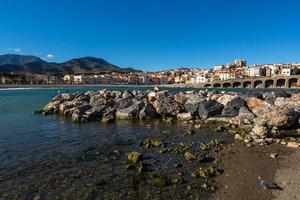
[1, 84, 300, 91]
[0, 84, 189, 89]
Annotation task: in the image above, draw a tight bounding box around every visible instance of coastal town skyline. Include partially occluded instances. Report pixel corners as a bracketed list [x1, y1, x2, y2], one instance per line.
[1, 0, 300, 70]
[1, 53, 300, 88]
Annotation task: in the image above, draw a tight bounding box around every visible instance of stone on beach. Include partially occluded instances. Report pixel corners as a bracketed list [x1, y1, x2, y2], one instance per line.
[255, 106, 299, 128]
[287, 142, 300, 148]
[222, 97, 247, 117]
[198, 100, 224, 120]
[177, 112, 194, 121]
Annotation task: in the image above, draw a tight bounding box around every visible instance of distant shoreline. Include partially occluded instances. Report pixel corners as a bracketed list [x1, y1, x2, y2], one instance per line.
[1, 84, 300, 91]
[0, 84, 190, 89]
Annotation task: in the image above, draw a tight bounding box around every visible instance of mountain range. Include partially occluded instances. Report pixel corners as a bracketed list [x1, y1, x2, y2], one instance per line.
[0, 54, 139, 75]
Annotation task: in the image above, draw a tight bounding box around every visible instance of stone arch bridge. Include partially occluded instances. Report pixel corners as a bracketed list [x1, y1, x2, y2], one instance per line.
[203, 75, 300, 88]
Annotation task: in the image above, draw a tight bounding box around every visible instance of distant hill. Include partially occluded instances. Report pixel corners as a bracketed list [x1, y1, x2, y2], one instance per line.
[0, 54, 140, 74]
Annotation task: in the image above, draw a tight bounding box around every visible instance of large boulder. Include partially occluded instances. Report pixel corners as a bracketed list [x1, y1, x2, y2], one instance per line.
[42, 100, 61, 114]
[216, 94, 236, 106]
[116, 101, 144, 120]
[177, 112, 193, 121]
[230, 107, 256, 125]
[174, 92, 187, 104]
[59, 101, 78, 114]
[184, 95, 205, 116]
[61, 93, 75, 101]
[75, 94, 90, 103]
[246, 97, 270, 110]
[85, 105, 107, 120]
[121, 90, 134, 99]
[255, 106, 300, 128]
[274, 97, 300, 113]
[222, 97, 247, 117]
[115, 97, 136, 109]
[139, 104, 157, 120]
[198, 100, 224, 120]
[152, 96, 185, 116]
[71, 104, 93, 123]
[101, 107, 116, 123]
[264, 91, 291, 105]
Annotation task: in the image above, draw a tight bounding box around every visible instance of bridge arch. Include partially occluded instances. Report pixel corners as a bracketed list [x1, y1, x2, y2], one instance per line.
[288, 78, 298, 88]
[213, 83, 221, 88]
[243, 81, 252, 88]
[223, 82, 231, 88]
[264, 79, 274, 88]
[204, 84, 212, 88]
[253, 80, 263, 88]
[233, 82, 242, 88]
[276, 79, 286, 88]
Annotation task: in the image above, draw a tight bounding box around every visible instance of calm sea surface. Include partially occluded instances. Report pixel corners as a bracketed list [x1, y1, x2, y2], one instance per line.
[0, 86, 298, 199]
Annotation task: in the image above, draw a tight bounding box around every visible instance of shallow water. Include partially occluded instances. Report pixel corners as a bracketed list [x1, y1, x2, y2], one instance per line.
[0, 87, 242, 199]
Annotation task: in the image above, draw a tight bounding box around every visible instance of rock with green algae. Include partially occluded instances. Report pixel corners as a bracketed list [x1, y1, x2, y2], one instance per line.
[191, 172, 199, 178]
[199, 168, 209, 178]
[200, 139, 226, 151]
[151, 177, 166, 187]
[199, 166, 222, 178]
[127, 152, 142, 163]
[234, 133, 244, 141]
[163, 117, 175, 124]
[140, 138, 164, 148]
[184, 151, 197, 161]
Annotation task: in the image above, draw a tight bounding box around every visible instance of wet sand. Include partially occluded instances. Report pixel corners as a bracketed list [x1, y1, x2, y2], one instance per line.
[273, 150, 300, 200]
[212, 143, 297, 200]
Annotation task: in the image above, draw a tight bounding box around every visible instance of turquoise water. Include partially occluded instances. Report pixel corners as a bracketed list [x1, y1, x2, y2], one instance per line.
[0, 86, 297, 199]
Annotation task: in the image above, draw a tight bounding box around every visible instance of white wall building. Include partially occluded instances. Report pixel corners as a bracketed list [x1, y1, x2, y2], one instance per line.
[73, 75, 91, 84]
[219, 72, 230, 81]
[281, 68, 291, 76]
[249, 65, 262, 77]
[213, 65, 224, 71]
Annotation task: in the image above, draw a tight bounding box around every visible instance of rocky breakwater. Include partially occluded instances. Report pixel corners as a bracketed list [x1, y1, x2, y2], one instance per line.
[37, 89, 300, 147]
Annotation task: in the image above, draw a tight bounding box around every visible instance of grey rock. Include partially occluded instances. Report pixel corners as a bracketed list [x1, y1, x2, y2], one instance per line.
[116, 101, 144, 120]
[198, 100, 224, 120]
[222, 97, 247, 117]
[139, 104, 157, 120]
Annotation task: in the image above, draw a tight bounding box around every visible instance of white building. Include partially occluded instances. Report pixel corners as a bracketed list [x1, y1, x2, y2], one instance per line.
[219, 72, 230, 80]
[249, 65, 262, 77]
[196, 75, 209, 83]
[73, 75, 91, 84]
[213, 65, 224, 71]
[63, 75, 74, 84]
[281, 68, 291, 76]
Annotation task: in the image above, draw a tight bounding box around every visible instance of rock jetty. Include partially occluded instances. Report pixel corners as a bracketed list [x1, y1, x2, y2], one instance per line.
[37, 89, 300, 146]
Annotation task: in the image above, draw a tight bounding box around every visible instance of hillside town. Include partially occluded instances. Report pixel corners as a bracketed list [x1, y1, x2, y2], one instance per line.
[1, 59, 300, 85]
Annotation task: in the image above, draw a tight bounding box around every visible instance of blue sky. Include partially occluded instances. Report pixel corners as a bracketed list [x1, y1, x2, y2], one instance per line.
[0, 0, 300, 71]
